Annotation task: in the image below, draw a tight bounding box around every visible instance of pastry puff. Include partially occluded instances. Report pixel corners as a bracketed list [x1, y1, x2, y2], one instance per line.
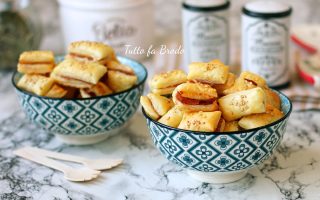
[178, 111, 222, 132]
[223, 71, 267, 95]
[105, 60, 135, 76]
[149, 70, 187, 95]
[213, 73, 236, 95]
[17, 74, 54, 96]
[264, 88, 281, 110]
[45, 84, 68, 98]
[67, 41, 116, 64]
[218, 87, 266, 121]
[106, 70, 137, 92]
[51, 59, 107, 88]
[158, 106, 183, 128]
[187, 60, 229, 85]
[173, 82, 219, 112]
[140, 93, 174, 120]
[238, 105, 284, 129]
[17, 51, 55, 74]
[224, 121, 240, 132]
[80, 82, 113, 98]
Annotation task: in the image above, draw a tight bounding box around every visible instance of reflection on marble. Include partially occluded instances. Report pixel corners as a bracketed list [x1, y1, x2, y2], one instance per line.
[1, 73, 320, 199]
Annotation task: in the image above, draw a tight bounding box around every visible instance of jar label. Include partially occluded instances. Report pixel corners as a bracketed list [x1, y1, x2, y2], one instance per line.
[183, 11, 229, 65]
[243, 17, 289, 86]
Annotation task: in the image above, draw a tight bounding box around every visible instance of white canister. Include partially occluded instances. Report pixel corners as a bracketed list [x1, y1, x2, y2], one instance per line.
[242, 1, 292, 88]
[57, 0, 154, 60]
[182, 0, 230, 69]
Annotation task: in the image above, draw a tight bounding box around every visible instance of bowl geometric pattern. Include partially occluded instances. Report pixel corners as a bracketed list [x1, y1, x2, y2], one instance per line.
[13, 56, 146, 136]
[145, 92, 291, 172]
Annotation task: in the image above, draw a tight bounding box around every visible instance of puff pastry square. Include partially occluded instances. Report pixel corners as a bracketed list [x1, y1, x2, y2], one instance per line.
[264, 88, 281, 110]
[213, 73, 236, 95]
[147, 93, 174, 116]
[18, 51, 55, 74]
[187, 60, 229, 85]
[67, 41, 116, 64]
[105, 60, 135, 75]
[80, 82, 113, 98]
[51, 59, 107, 88]
[140, 96, 160, 120]
[223, 71, 267, 95]
[106, 71, 137, 92]
[45, 84, 68, 98]
[173, 82, 219, 112]
[238, 105, 284, 129]
[158, 106, 184, 128]
[149, 70, 187, 95]
[224, 121, 240, 132]
[178, 111, 222, 132]
[218, 87, 266, 121]
[17, 74, 54, 96]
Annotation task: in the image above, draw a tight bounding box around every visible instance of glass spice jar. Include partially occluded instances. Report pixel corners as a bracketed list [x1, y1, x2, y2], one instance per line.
[0, 0, 41, 70]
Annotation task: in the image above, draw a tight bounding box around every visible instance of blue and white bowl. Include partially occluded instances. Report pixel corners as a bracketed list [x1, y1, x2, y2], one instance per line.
[142, 91, 292, 183]
[12, 56, 147, 145]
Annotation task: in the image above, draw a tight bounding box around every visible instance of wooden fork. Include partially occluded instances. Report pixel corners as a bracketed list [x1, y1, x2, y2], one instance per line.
[14, 149, 101, 182]
[23, 147, 123, 171]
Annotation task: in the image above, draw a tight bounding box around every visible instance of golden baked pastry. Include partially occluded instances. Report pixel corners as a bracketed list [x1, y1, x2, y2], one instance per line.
[17, 51, 55, 74]
[218, 87, 266, 121]
[17, 74, 54, 96]
[223, 71, 267, 95]
[216, 118, 226, 132]
[106, 70, 137, 92]
[149, 70, 187, 95]
[264, 88, 281, 110]
[66, 41, 116, 64]
[140, 96, 160, 120]
[172, 82, 219, 112]
[45, 84, 68, 98]
[158, 106, 184, 128]
[147, 93, 174, 116]
[105, 60, 135, 76]
[187, 60, 229, 85]
[80, 82, 113, 98]
[51, 59, 107, 88]
[213, 73, 236, 95]
[224, 121, 240, 132]
[238, 105, 284, 129]
[178, 111, 222, 132]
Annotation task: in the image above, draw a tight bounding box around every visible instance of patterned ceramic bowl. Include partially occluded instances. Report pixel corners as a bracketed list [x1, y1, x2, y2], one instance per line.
[142, 91, 292, 183]
[12, 56, 147, 145]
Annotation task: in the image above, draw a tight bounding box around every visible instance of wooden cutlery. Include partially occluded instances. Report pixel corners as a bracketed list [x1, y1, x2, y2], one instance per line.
[13, 147, 123, 182]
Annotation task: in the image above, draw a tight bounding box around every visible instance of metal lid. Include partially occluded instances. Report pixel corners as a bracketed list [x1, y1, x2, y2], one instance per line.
[183, 0, 230, 12]
[243, 1, 292, 18]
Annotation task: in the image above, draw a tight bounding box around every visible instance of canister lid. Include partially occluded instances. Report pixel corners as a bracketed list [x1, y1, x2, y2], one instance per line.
[243, 1, 292, 18]
[291, 25, 320, 54]
[183, 0, 230, 12]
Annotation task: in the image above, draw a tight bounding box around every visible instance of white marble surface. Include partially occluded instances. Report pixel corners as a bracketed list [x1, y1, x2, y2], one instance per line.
[1, 71, 320, 200]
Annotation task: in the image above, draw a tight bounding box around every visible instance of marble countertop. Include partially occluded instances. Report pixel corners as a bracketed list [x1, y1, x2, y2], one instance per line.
[1, 70, 320, 200]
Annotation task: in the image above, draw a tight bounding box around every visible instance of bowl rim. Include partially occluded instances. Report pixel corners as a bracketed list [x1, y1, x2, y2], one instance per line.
[11, 55, 148, 101]
[142, 90, 293, 135]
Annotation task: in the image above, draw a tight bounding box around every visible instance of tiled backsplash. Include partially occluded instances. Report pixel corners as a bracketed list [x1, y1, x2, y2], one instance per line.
[35, 0, 320, 65]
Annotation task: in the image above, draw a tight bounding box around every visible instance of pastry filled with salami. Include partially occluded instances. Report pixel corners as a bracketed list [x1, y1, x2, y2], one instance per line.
[172, 82, 219, 112]
[149, 70, 187, 95]
[51, 59, 107, 88]
[17, 51, 55, 75]
[66, 41, 116, 64]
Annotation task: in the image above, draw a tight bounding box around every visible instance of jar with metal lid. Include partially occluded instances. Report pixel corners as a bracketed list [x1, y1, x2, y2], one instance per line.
[57, 0, 154, 61]
[242, 1, 292, 89]
[0, 0, 42, 70]
[182, 0, 230, 69]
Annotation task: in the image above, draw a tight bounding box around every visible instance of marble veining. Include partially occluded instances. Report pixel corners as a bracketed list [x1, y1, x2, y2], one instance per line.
[1, 75, 320, 200]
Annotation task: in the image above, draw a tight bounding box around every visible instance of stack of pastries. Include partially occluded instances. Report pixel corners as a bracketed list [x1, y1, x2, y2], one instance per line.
[17, 41, 138, 98]
[141, 60, 284, 132]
